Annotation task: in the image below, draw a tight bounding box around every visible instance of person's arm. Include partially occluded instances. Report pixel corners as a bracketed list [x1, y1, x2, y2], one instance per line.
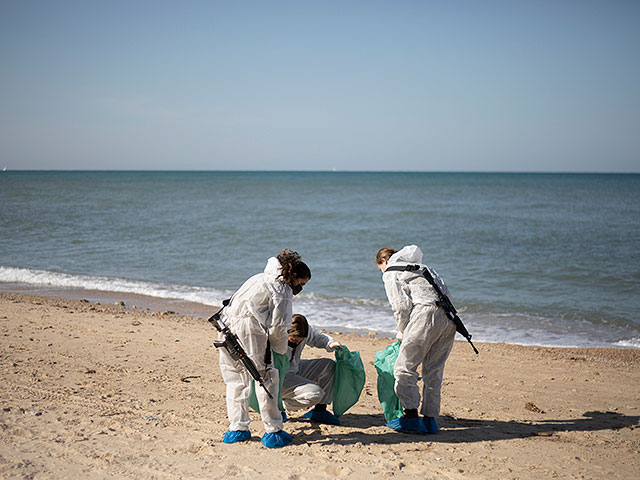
[307, 325, 341, 351]
[383, 272, 413, 337]
[269, 293, 292, 355]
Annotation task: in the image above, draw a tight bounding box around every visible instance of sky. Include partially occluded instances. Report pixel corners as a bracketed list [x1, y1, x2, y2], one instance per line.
[1, 0, 639, 172]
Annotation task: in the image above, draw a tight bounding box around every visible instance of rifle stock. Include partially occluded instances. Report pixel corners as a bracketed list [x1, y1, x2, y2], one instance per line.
[442, 307, 479, 355]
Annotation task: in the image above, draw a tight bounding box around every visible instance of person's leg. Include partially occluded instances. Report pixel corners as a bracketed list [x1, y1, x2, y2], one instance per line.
[296, 358, 336, 405]
[388, 308, 433, 433]
[281, 371, 325, 411]
[219, 349, 252, 442]
[255, 367, 284, 433]
[393, 310, 431, 411]
[256, 366, 293, 448]
[282, 360, 340, 425]
[420, 308, 456, 432]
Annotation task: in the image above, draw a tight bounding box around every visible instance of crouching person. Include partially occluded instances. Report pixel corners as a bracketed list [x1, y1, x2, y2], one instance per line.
[281, 314, 343, 425]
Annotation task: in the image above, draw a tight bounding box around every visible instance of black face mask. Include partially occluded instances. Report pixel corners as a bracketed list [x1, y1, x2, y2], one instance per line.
[288, 340, 300, 349]
[291, 283, 303, 295]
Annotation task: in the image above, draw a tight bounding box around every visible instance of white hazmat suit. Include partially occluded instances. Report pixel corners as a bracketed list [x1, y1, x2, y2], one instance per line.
[218, 257, 293, 433]
[382, 245, 456, 418]
[282, 326, 337, 411]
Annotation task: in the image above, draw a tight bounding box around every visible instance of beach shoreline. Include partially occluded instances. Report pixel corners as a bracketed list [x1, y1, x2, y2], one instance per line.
[1, 291, 638, 479]
[4, 282, 639, 349]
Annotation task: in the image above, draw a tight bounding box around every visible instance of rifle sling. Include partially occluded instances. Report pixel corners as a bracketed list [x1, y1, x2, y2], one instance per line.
[384, 263, 479, 354]
[384, 264, 446, 307]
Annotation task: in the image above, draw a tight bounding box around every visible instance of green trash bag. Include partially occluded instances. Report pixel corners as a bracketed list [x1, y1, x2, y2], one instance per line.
[249, 351, 290, 413]
[374, 340, 403, 422]
[332, 346, 366, 417]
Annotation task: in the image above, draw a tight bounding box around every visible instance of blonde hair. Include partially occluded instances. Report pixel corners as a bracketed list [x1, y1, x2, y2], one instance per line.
[376, 247, 397, 265]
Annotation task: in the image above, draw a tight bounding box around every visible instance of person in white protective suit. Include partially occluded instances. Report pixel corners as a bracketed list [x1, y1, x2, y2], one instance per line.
[376, 245, 457, 434]
[281, 314, 343, 425]
[218, 249, 310, 448]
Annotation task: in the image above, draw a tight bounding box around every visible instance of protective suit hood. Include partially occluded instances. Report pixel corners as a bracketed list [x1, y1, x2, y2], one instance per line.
[388, 245, 423, 266]
[264, 257, 283, 283]
[382, 244, 450, 336]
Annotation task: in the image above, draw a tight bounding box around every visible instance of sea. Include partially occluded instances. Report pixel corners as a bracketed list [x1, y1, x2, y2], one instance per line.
[1, 171, 639, 349]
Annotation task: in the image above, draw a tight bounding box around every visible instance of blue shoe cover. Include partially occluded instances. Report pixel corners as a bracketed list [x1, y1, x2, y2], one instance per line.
[223, 430, 251, 444]
[303, 409, 341, 426]
[281, 410, 287, 422]
[386, 416, 429, 434]
[424, 416, 439, 434]
[261, 430, 293, 448]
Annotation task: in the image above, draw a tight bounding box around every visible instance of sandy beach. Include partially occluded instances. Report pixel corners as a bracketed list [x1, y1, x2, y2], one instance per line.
[1, 292, 638, 479]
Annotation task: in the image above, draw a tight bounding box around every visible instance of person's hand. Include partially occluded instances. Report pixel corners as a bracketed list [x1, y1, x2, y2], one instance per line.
[328, 341, 343, 350]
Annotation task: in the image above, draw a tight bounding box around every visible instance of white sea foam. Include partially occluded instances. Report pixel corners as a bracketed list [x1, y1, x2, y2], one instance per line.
[615, 338, 640, 349]
[0, 265, 397, 331]
[2, 265, 639, 350]
[0, 266, 229, 307]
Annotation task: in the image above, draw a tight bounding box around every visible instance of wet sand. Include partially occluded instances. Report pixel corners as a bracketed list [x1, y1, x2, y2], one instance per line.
[1, 292, 638, 479]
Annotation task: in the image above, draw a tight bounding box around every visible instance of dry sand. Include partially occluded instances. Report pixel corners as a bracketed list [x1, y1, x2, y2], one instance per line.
[1, 292, 638, 479]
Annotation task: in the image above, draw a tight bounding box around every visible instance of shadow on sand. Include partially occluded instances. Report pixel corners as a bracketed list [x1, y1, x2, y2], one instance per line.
[286, 411, 639, 446]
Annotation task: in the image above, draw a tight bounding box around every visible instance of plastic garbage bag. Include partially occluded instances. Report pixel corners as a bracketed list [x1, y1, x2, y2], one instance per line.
[249, 351, 290, 413]
[332, 346, 366, 417]
[374, 340, 404, 422]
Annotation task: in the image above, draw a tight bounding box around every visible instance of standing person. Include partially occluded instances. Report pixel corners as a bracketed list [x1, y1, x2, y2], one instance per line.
[376, 245, 457, 434]
[281, 314, 343, 425]
[219, 249, 310, 448]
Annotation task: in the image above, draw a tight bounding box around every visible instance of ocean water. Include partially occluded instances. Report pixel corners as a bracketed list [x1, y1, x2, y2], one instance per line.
[1, 171, 639, 349]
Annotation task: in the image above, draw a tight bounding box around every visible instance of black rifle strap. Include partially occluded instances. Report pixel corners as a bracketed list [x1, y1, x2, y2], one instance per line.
[211, 297, 232, 322]
[385, 264, 452, 312]
[385, 264, 438, 291]
[385, 264, 421, 273]
[264, 339, 272, 365]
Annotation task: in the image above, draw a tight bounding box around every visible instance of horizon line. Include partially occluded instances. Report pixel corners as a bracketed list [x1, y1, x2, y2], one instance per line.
[2, 169, 639, 175]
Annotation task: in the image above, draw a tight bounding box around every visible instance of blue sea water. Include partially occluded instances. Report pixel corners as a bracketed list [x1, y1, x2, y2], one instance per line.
[1, 171, 639, 349]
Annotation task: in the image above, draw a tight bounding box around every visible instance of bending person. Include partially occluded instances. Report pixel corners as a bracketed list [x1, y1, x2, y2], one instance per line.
[376, 245, 457, 434]
[219, 249, 310, 448]
[281, 314, 343, 425]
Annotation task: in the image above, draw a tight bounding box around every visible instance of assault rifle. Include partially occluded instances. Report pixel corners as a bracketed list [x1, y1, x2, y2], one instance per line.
[209, 300, 273, 398]
[385, 264, 479, 355]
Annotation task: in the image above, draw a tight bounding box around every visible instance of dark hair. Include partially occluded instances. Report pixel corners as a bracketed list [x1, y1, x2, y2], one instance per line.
[288, 314, 309, 338]
[376, 247, 397, 265]
[277, 249, 311, 285]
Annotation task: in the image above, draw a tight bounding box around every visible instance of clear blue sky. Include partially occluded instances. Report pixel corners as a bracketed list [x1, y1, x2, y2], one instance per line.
[1, 0, 639, 172]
